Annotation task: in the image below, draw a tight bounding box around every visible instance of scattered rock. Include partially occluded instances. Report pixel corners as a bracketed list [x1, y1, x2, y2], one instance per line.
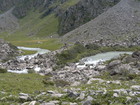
[82, 100, 92, 105]
[19, 93, 31, 101]
[70, 102, 78, 105]
[87, 78, 105, 84]
[41, 102, 55, 105]
[29, 101, 37, 105]
[78, 92, 85, 100]
[135, 102, 140, 105]
[51, 93, 64, 98]
[131, 85, 140, 91]
[107, 60, 121, 69]
[86, 96, 94, 101]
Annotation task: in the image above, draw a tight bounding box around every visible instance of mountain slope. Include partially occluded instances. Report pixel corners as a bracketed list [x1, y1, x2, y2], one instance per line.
[0, 9, 19, 32]
[0, 0, 80, 50]
[58, 0, 120, 35]
[62, 0, 140, 45]
[0, 0, 119, 38]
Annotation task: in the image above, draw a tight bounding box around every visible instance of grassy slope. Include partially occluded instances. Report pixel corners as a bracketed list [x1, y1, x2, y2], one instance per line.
[0, 0, 80, 52]
[0, 73, 45, 94]
[0, 12, 62, 51]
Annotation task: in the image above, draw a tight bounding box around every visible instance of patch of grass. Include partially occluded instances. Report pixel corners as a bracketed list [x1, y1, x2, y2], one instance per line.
[0, 11, 63, 51]
[17, 11, 59, 37]
[20, 50, 37, 55]
[60, 0, 80, 9]
[0, 73, 45, 94]
[11, 38, 63, 51]
[0, 32, 63, 50]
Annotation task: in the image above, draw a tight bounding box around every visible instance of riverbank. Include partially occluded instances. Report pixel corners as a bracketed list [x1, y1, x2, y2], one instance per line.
[56, 43, 140, 69]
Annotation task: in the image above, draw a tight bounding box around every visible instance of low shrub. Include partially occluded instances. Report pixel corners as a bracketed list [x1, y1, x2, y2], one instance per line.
[28, 69, 35, 74]
[0, 68, 7, 73]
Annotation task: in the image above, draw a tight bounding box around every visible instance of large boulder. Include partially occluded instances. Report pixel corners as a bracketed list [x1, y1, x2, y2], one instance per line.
[132, 51, 140, 60]
[0, 39, 18, 62]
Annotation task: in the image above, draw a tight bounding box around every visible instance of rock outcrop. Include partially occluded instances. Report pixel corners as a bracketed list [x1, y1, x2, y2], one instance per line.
[0, 0, 19, 12]
[0, 39, 18, 62]
[58, 0, 120, 35]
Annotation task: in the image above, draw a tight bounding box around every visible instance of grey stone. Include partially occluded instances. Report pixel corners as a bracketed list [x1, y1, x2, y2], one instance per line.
[79, 92, 85, 100]
[19, 93, 31, 101]
[107, 60, 121, 69]
[87, 96, 94, 101]
[41, 102, 55, 105]
[51, 93, 64, 98]
[29, 101, 37, 105]
[135, 102, 140, 105]
[131, 85, 140, 91]
[82, 100, 92, 105]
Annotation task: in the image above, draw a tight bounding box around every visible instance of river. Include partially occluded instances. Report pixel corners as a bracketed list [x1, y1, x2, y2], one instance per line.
[77, 51, 132, 68]
[7, 46, 50, 74]
[8, 46, 133, 73]
[17, 46, 50, 60]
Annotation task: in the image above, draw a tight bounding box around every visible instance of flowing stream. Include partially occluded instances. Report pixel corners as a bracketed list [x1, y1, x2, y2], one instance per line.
[7, 46, 50, 74]
[17, 46, 50, 60]
[77, 51, 133, 68]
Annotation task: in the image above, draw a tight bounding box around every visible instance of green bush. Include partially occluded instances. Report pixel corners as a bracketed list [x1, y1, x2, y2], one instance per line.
[28, 69, 35, 74]
[85, 43, 100, 50]
[56, 43, 86, 65]
[0, 68, 7, 73]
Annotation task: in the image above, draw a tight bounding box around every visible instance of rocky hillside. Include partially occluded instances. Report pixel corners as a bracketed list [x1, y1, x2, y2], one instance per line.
[12, 0, 69, 18]
[0, 0, 19, 13]
[62, 0, 140, 44]
[0, 9, 19, 32]
[0, 0, 119, 38]
[58, 0, 120, 35]
[0, 39, 18, 62]
[0, 0, 80, 39]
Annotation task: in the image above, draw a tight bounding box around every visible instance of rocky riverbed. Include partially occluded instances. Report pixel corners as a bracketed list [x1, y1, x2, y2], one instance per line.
[1, 47, 140, 85]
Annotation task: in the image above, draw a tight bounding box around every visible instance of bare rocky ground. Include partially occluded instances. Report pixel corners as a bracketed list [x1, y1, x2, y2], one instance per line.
[62, 0, 140, 44]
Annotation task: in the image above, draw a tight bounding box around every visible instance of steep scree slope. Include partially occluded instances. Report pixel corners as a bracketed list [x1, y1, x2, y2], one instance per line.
[58, 0, 120, 35]
[62, 0, 140, 44]
[0, 9, 19, 32]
